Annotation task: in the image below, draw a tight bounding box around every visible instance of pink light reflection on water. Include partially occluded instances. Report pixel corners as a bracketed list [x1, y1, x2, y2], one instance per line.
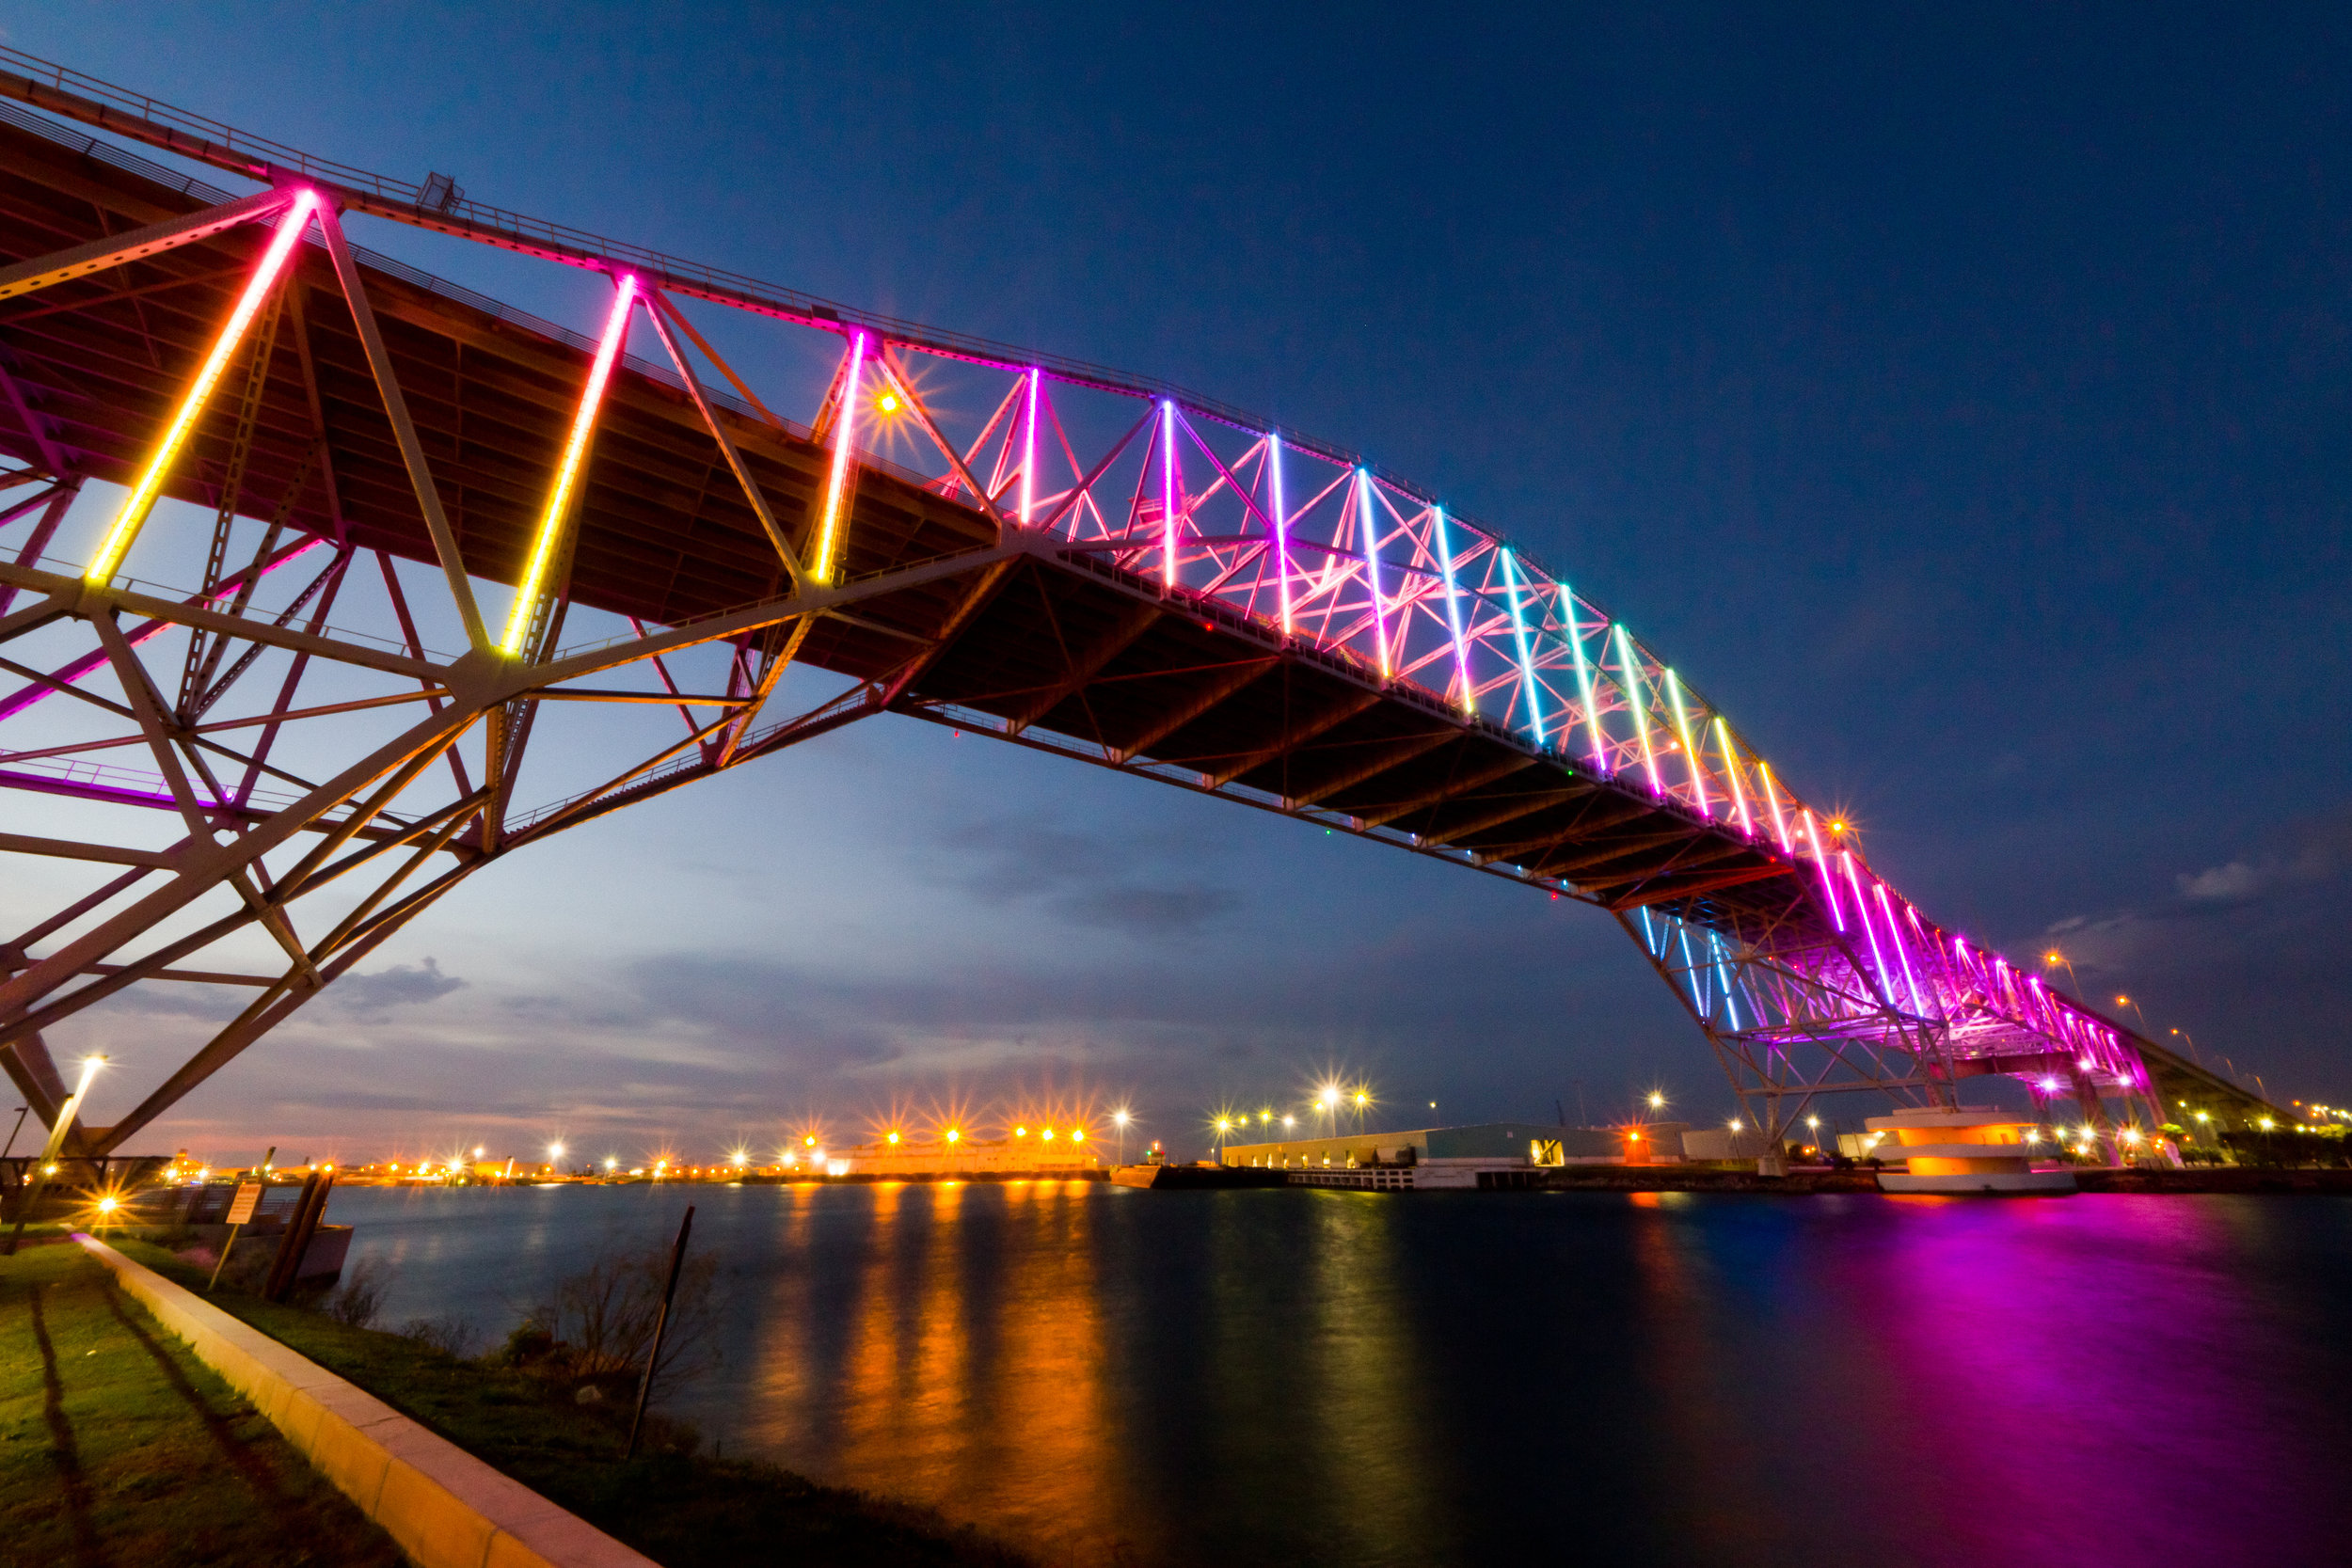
[1832, 1195, 2340, 1562]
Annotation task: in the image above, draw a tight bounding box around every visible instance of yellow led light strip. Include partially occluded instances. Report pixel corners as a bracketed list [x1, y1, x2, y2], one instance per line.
[500, 274, 638, 656]
[809, 329, 869, 586]
[85, 191, 318, 586]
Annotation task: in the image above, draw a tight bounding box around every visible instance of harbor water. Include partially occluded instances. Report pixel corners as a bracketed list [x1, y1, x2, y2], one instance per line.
[319, 1180, 2352, 1566]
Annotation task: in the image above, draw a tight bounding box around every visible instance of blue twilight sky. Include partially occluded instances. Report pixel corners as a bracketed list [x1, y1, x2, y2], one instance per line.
[5, 3, 2346, 1162]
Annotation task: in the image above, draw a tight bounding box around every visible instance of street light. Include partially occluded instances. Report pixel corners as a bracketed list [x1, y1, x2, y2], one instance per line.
[2115, 994, 2153, 1037]
[1648, 1091, 1667, 1111]
[2042, 948, 2085, 1003]
[5, 1054, 106, 1255]
[1113, 1109, 1131, 1165]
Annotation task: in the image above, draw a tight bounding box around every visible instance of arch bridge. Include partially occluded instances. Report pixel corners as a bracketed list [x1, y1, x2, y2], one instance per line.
[0, 52, 2260, 1170]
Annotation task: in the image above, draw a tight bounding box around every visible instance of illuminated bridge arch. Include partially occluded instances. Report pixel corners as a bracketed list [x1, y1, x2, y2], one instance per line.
[0, 51, 2248, 1165]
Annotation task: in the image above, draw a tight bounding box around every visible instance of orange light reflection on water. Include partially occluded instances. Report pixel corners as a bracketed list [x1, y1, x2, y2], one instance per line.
[752, 1179, 1114, 1560]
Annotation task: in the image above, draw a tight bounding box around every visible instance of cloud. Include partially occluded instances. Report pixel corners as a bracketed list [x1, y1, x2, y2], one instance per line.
[2174, 804, 2352, 903]
[932, 813, 1244, 938]
[334, 957, 467, 1015]
[2177, 861, 2264, 901]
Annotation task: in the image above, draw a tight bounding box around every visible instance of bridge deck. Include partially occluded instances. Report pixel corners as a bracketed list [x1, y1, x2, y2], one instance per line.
[0, 80, 2260, 1137]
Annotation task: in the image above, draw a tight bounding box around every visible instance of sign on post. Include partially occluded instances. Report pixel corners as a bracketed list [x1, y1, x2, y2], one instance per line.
[225, 1182, 263, 1225]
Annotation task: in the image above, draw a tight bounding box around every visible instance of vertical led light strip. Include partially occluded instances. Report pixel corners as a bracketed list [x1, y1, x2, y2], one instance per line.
[1714, 718, 1754, 835]
[1564, 587, 1610, 775]
[813, 329, 869, 585]
[1433, 505, 1471, 711]
[1873, 882, 1927, 1015]
[1268, 433, 1293, 635]
[1499, 548, 1547, 745]
[1758, 760, 1793, 851]
[87, 191, 318, 585]
[1613, 624, 1661, 796]
[1358, 471, 1391, 678]
[1159, 400, 1179, 589]
[1841, 851, 1895, 1002]
[500, 274, 637, 655]
[1019, 367, 1040, 529]
[1801, 808, 1845, 929]
[1663, 670, 1711, 818]
[1675, 921, 1706, 1016]
[1708, 930, 1746, 1030]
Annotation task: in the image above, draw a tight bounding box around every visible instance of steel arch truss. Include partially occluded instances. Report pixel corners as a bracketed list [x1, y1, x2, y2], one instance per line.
[0, 52, 2193, 1157]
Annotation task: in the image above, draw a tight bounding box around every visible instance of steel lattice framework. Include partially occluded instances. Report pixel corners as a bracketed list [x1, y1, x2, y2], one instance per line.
[0, 52, 2248, 1167]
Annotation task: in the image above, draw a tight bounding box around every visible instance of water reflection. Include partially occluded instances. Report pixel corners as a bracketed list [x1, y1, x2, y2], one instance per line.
[323, 1183, 2352, 1568]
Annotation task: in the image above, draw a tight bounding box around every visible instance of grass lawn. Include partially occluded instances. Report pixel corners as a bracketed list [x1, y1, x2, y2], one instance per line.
[111, 1237, 1039, 1568]
[0, 1236, 405, 1568]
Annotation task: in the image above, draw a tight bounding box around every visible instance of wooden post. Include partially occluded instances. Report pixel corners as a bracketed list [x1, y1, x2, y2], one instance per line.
[262, 1170, 326, 1300]
[624, 1205, 694, 1460]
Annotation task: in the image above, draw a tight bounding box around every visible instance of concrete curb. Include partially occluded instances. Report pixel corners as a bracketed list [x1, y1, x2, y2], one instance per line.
[73, 1233, 659, 1568]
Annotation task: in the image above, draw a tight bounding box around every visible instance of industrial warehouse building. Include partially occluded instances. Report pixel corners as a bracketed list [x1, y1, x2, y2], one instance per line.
[1217, 1122, 1691, 1189]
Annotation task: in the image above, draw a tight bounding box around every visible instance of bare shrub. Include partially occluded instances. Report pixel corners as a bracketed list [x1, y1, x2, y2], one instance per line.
[402, 1312, 480, 1358]
[323, 1256, 390, 1328]
[529, 1240, 721, 1406]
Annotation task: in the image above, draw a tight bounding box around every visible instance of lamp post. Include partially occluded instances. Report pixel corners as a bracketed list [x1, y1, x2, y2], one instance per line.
[2042, 948, 2086, 1005]
[2114, 994, 2153, 1038]
[1114, 1109, 1130, 1166]
[7, 1055, 104, 1256]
